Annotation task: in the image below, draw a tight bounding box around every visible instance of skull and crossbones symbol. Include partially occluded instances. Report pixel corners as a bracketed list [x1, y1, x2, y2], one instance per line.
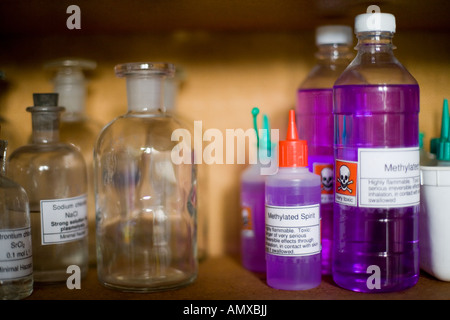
[320, 167, 333, 192]
[337, 165, 354, 193]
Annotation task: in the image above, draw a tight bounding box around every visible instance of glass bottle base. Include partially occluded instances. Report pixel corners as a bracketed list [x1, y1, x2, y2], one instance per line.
[33, 267, 87, 283]
[98, 271, 197, 293]
[332, 270, 419, 293]
[0, 276, 33, 300]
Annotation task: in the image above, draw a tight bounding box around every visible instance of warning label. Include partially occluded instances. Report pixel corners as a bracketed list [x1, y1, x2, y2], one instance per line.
[313, 162, 334, 204]
[335, 159, 358, 206]
[265, 204, 321, 256]
[358, 147, 420, 208]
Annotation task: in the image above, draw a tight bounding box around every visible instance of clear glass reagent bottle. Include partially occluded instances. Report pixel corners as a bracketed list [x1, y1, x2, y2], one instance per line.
[44, 58, 101, 267]
[94, 62, 198, 292]
[0, 138, 33, 299]
[7, 93, 89, 283]
[332, 9, 420, 292]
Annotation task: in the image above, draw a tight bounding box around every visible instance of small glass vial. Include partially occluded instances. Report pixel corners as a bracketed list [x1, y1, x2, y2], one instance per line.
[8, 93, 89, 283]
[94, 62, 198, 292]
[0, 138, 33, 299]
[265, 109, 322, 290]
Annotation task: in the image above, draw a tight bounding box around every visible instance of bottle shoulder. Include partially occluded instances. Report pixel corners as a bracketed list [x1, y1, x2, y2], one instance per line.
[266, 167, 320, 186]
[8, 143, 86, 165]
[95, 112, 191, 152]
[335, 53, 418, 86]
[300, 63, 350, 89]
[241, 164, 266, 184]
[0, 175, 28, 193]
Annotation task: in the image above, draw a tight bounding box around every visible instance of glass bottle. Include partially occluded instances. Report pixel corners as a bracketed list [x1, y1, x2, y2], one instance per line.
[0, 138, 33, 299]
[44, 58, 100, 266]
[164, 67, 208, 262]
[8, 93, 89, 283]
[0, 71, 22, 154]
[333, 8, 420, 292]
[296, 25, 353, 275]
[94, 62, 198, 292]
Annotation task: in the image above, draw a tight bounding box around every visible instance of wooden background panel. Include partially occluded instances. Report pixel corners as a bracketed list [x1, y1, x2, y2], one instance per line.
[0, 2, 449, 257]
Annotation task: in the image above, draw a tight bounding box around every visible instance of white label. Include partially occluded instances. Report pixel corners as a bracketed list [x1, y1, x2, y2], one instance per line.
[265, 204, 321, 256]
[358, 148, 420, 208]
[40, 194, 88, 245]
[0, 227, 33, 280]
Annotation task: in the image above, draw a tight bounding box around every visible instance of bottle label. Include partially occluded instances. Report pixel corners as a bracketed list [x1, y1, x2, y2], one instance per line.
[40, 194, 88, 245]
[0, 227, 33, 280]
[265, 204, 321, 256]
[335, 147, 420, 207]
[313, 162, 334, 204]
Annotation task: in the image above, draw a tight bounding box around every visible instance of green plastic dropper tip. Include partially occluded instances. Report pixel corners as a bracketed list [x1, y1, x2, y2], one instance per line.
[252, 107, 260, 149]
[261, 114, 271, 158]
[437, 98, 450, 161]
[440, 98, 449, 141]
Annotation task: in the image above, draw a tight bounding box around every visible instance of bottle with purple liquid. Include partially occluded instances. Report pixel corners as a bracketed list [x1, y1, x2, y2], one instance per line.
[265, 109, 321, 290]
[297, 25, 353, 275]
[240, 107, 274, 273]
[332, 8, 420, 292]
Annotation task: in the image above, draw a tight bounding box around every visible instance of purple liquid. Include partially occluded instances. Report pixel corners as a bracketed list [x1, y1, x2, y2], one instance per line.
[265, 169, 321, 290]
[297, 88, 334, 274]
[333, 84, 420, 292]
[240, 179, 266, 273]
[297, 88, 333, 156]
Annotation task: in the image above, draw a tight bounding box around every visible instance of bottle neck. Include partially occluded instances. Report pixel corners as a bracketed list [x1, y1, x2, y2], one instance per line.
[30, 111, 61, 144]
[54, 68, 87, 116]
[126, 76, 165, 112]
[315, 44, 353, 65]
[355, 31, 396, 54]
[0, 140, 7, 176]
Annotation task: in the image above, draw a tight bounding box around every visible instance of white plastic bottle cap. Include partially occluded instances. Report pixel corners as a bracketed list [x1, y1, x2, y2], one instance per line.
[316, 25, 353, 45]
[354, 12, 396, 33]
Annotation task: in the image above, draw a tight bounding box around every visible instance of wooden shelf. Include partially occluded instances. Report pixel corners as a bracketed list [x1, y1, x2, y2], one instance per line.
[1, 0, 450, 37]
[25, 255, 450, 300]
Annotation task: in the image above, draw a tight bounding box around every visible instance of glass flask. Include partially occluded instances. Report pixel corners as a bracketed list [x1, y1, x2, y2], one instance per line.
[44, 58, 101, 266]
[0, 138, 33, 299]
[8, 93, 89, 283]
[94, 62, 198, 292]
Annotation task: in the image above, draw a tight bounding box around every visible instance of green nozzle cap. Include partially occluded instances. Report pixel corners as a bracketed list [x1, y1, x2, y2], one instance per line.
[259, 114, 271, 159]
[251, 107, 275, 161]
[437, 99, 450, 161]
[419, 132, 424, 149]
[252, 107, 260, 149]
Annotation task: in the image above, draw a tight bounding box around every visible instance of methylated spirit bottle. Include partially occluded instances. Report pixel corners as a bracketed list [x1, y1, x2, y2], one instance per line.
[265, 110, 322, 290]
[332, 7, 420, 292]
[94, 62, 198, 292]
[0, 137, 33, 299]
[8, 93, 89, 283]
